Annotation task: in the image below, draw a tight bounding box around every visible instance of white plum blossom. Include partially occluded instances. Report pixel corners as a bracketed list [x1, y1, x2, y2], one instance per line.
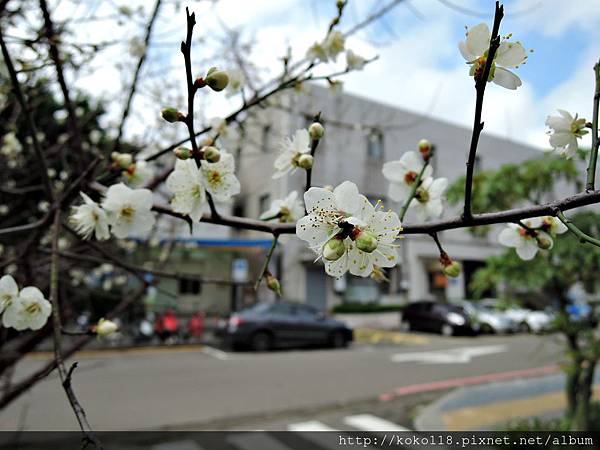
[498, 216, 563, 261]
[306, 42, 328, 63]
[346, 50, 367, 70]
[122, 160, 155, 187]
[459, 23, 528, 90]
[2, 286, 52, 331]
[545, 110, 588, 158]
[259, 191, 304, 223]
[0, 274, 18, 316]
[306, 30, 345, 63]
[200, 151, 241, 201]
[409, 177, 448, 221]
[70, 192, 110, 240]
[324, 30, 345, 61]
[273, 129, 311, 179]
[296, 181, 401, 278]
[96, 318, 118, 337]
[382, 151, 433, 203]
[102, 183, 155, 239]
[166, 159, 208, 222]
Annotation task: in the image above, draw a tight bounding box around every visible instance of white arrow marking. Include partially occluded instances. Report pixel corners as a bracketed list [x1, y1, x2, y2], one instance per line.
[390, 345, 507, 364]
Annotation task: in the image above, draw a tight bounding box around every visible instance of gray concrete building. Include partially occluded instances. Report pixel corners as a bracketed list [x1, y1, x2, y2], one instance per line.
[235, 84, 546, 311]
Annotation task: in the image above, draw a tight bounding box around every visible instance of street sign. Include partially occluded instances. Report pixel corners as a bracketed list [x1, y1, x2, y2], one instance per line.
[231, 258, 249, 282]
[390, 345, 507, 364]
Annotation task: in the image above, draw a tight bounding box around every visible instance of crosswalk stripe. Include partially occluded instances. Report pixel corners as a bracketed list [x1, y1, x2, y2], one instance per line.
[343, 414, 410, 431]
[227, 433, 290, 450]
[287, 420, 338, 431]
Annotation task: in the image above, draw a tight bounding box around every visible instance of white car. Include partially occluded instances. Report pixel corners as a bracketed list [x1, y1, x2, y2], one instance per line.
[479, 299, 555, 333]
[455, 301, 517, 334]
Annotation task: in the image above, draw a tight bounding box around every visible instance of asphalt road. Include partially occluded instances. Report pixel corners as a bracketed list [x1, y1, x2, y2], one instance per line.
[0, 333, 565, 431]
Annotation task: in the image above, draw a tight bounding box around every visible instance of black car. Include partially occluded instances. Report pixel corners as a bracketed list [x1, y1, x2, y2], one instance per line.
[401, 301, 478, 336]
[216, 301, 354, 351]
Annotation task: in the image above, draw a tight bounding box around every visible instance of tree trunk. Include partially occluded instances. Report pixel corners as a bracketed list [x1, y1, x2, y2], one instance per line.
[572, 360, 596, 431]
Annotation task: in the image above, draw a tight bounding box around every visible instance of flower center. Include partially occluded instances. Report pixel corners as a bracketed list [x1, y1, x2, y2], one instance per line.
[191, 184, 203, 198]
[208, 170, 222, 186]
[120, 205, 135, 219]
[279, 206, 291, 223]
[518, 228, 537, 239]
[1, 294, 12, 307]
[404, 171, 418, 185]
[415, 188, 429, 203]
[25, 302, 41, 315]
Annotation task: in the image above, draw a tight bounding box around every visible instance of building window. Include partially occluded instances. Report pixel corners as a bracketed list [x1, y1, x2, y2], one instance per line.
[259, 193, 271, 215]
[179, 278, 201, 295]
[261, 125, 271, 153]
[367, 129, 384, 160]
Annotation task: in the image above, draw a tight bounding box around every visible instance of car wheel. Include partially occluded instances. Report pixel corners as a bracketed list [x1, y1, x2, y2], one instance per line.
[441, 324, 454, 337]
[250, 331, 273, 352]
[481, 323, 494, 334]
[519, 322, 531, 333]
[329, 330, 348, 348]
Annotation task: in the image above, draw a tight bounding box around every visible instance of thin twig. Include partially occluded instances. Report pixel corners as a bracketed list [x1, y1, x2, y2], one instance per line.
[254, 236, 279, 290]
[585, 60, 600, 191]
[112, 0, 163, 153]
[48, 210, 102, 448]
[463, 1, 504, 219]
[555, 210, 600, 248]
[0, 27, 53, 199]
[399, 156, 432, 222]
[304, 112, 322, 193]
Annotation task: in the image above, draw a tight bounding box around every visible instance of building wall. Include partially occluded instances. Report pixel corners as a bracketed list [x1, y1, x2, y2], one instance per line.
[236, 84, 546, 308]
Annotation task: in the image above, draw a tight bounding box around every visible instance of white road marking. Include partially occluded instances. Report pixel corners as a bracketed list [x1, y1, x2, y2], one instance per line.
[227, 433, 290, 450]
[287, 420, 337, 431]
[390, 345, 507, 364]
[200, 345, 230, 360]
[343, 414, 410, 431]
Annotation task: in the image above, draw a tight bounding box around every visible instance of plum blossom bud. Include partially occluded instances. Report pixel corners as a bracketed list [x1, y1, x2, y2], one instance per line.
[298, 154, 314, 170]
[205, 67, 229, 92]
[418, 139, 432, 160]
[323, 237, 346, 261]
[266, 272, 282, 296]
[309, 122, 325, 140]
[355, 230, 378, 253]
[536, 236, 552, 250]
[95, 318, 118, 337]
[111, 151, 133, 169]
[173, 147, 192, 160]
[443, 261, 461, 278]
[161, 107, 185, 123]
[203, 146, 221, 163]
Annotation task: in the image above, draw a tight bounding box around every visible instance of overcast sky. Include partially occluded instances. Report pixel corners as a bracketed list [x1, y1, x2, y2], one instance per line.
[52, 0, 600, 151]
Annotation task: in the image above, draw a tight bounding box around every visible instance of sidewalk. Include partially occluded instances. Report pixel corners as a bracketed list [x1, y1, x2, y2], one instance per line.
[415, 371, 600, 431]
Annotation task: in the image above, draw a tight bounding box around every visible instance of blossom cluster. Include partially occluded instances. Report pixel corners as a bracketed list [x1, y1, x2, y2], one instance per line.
[498, 216, 568, 260]
[382, 145, 448, 221]
[296, 181, 401, 278]
[166, 149, 240, 222]
[0, 275, 51, 331]
[70, 183, 155, 240]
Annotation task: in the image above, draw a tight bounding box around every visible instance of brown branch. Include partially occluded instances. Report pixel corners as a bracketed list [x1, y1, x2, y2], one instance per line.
[0, 26, 53, 199]
[112, 0, 163, 153]
[462, 1, 504, 219]
[48, 211, 101, 447]
[304, 112, 322, 193]
[39, 0, 84, 159]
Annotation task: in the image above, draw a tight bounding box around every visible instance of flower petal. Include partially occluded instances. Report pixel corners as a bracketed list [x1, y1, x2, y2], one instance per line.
[492, 67, 522, 90]
[496, 41, 527, 68]
[466, 23, 490, 58]
[333, 181, 360, 214]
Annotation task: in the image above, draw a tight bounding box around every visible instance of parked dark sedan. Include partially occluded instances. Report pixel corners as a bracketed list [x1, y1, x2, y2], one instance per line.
[216, 301, 354, 351]
[401, 301, 479, 336]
